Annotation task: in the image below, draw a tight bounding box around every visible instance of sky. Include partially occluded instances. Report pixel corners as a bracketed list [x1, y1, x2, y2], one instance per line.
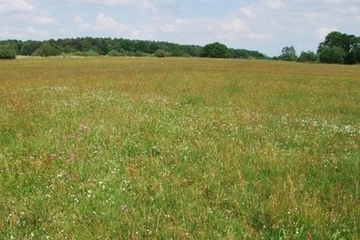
[0, 0, 359, 57]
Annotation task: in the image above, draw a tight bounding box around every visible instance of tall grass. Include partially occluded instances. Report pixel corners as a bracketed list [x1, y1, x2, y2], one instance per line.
[1, 57, 359, 239]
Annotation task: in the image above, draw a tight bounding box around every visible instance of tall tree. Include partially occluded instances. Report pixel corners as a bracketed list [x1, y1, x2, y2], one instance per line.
[318, 46, 346, 64]
[318, 31, 360, 64]
[297, 50, 317, 62]
[34, 42, 61, 57]
[201, 42, 229, 58]
[279, 46, 297, 61]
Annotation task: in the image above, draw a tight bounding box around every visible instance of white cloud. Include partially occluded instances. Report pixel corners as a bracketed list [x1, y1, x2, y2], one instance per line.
[66, 0, 157, 11]
[130, 29, 140, 38]
[96, 13, 118, 29]
[264, 0, 286, 10]
[0, 26, 47, 39]
[230, 0, 360, 54]
[26, 27, 42, 34]
[32, 16, 58, 25]
[160, 18, 189, 33]
[72, 13, 128, 34]
[220, 15, 247, 33]
[151, 14, 250, 47]
[0, 0, 35, 13]
[74, 16, 91, 31]
[247, 32, 273, 41]
[241, 7, 255, 18]
[94, 13, 128, 34]
[74, 16, 84, 24]
[1, 0, 359, 56]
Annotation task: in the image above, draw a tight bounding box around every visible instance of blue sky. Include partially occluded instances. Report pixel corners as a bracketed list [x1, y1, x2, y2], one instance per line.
[0, 0, 359, 56]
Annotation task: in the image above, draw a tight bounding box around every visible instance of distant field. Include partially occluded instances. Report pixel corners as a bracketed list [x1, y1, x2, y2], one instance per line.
[1, 57, 359, 239]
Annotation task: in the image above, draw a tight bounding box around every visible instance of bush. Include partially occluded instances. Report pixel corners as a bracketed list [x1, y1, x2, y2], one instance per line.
[154, 49, 168, 58]
[69, 51, 99, 57]
[135, 51, 146, 57]
[85, 50, 99, 57]
[107, 50, 120, 57]
[0, 44, 16, 59]
[33, 42, 61, 57]
[71, 51, 86, 56]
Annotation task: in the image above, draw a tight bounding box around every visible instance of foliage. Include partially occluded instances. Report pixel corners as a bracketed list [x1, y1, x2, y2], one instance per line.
[154, 49, 168, 58]
[63, 45, 77, 53]
[297, 51, 318, 62]
[0, 38, 268, 60]
[318, 31, 360, 64]
[85, 49, 99, 57]
[201, 42, 230, 58]
[19, 40, 42, 55]
[279, 46, 297, 61]
[1, 31, 359, 63]
[0, 44, 16, 59]
[229, 48, 267, 59]
[134, 50, 147, 57]
[347, 41, 360, 64]
[33, 42, 61, 57]
[107, 50, 120, 57]
[318, 46, 346, 64]
[1, 58, 359, 239]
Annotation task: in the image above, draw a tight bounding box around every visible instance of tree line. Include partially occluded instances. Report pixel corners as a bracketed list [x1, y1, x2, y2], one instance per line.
[277, 31, 360, 64]
[0, 37, 266, 60]
[1, 31, 359, 64]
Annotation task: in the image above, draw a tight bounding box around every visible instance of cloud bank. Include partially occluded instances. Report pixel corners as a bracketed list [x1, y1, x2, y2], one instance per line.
[0, 0, 359, 56]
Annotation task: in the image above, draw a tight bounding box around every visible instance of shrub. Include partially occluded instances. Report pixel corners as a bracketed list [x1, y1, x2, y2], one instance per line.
[0, 44, 16, 59]
[154, 49, 168, 58]
[85, 50, 99, 57]
[107, 50, 120, 57]
[33, 42, 61, 57]
[135, 51, 146, 57]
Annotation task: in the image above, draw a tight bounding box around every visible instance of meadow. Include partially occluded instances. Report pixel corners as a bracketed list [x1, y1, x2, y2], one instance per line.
[0, 57, 359, 239]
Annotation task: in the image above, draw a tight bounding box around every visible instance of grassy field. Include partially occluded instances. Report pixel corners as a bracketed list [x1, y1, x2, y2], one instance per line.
[0, 57, 359, 239]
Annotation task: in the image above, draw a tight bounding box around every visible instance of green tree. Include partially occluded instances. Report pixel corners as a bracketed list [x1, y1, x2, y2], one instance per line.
[201, 42, 230, 58]
[63, 45, 76, 53]
[171, 45, 183, 57]
[318, 31, 360, 64]
[85, 50, 99, 57]
[186, 46, 201, 57]
[79, 37, 93, 52]
[318, 46, 346, 64]
[347, 40, 360, 64]
[154, 49, 168, 58]
[297, 51, 318, 62]
[19, 40, 41, 55]
[279, 46, 297, 61]
[230, 49, 250, 59]
[34, 42, 61, 57]
[319, 31, 349, 52]
[107, 49, 120, 57]
[0, 44, 16, 59]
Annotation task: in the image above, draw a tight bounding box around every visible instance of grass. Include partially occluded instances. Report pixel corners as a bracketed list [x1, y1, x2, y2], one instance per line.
[0, 57, 359, 239]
